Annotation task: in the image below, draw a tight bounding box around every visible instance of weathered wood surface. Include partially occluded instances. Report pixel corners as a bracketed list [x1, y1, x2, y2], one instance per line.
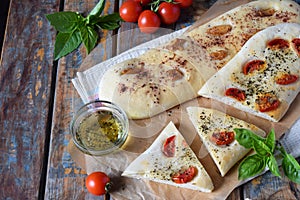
[0, 0, 300, 199]
[0, 0, 59, 198]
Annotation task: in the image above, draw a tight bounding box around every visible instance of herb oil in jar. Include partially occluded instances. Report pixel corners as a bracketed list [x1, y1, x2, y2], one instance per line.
[70, 101, 129, 155]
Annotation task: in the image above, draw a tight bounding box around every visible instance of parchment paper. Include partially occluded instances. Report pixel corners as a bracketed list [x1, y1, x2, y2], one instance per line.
[69, 0, 300, 199]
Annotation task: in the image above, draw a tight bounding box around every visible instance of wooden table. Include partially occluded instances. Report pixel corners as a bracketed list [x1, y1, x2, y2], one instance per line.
[1, 0, 300, 199]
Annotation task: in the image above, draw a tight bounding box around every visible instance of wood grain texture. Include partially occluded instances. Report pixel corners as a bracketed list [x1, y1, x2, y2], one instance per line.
[1, 0, 299, 199]
[0, 0, 59, 199]
[44, 0, 118, 199]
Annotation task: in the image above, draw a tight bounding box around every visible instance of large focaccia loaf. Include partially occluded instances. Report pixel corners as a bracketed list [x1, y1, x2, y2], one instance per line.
[98, 0, 300, 119]
[161, 0, 300, 75]
[198, 23, 300, 122]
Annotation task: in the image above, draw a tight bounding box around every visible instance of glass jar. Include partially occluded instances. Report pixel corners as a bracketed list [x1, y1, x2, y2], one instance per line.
[70, 100, 129, 156]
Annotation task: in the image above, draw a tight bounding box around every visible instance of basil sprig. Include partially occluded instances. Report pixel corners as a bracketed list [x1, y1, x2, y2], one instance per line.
[46, 0, 122, 60]
[235, 128, 300, 184]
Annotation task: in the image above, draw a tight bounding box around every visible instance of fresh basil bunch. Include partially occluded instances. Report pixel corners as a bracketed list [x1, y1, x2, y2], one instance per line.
[235, 128, 300, 184]
[46, 0, 122, 60]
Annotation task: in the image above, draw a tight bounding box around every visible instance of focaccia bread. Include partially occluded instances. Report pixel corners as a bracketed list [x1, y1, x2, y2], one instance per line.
[122, 121, 214, 192]
[174, 0, 300, 72]
[198, 23, 300, 122]
[187, 107, 265, 177]
[98, 0, 300, 119]
[98, 49, 205, 119]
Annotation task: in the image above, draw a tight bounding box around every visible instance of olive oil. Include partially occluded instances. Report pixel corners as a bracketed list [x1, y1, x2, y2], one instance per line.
[76, 111, 123, 150]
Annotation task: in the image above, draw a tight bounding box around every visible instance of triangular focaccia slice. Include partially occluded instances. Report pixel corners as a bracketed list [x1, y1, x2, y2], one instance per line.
[122, 121, 214, 193]
[198, 23, 300, 122]
[187, 107, 265, 177]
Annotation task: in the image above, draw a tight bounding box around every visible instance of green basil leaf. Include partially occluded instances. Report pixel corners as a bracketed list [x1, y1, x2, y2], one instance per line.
[234, 128, 265, 149]
[79, 25, 98, 54]
[46, 11, 82, 33]
[265, 129, 276, 153]
[89, 0, 106, 17]
[238, 154, 266, 180]
[253, 139, 271, 156]
[94, 13, 122, 30]
[267, 155, 281, 178]
[282, 153, 300, 184]
[54, 31, 82, 60]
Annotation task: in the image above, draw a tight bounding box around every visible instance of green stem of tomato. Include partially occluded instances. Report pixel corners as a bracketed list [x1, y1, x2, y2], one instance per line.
[149, 0, 175, 12]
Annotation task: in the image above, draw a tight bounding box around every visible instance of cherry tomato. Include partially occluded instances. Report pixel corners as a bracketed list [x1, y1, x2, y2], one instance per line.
[211, 131, 235, 146]
[172, 166, 197, 183]
[138, 10, 161, 34]
[292, 38, 300, 56]
[119, 1, 143, 22]
[174, 0, 193, 8]
[276, 74, 298, 85]
[158, 2, 181, 25]
[225, 88, 246, 101]
[256, 94, 280, 112]
[162, 135, 176, 157]
[267, 38, 290, 50]
[86, 172, 111, 196]
[133, 0, 151, 6]
[243, 60, 266, 75]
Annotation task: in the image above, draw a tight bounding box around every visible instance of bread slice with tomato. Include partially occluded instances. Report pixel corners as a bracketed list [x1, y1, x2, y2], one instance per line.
[187, 107, 266, 177]
[198, 23, 300, 122]
[122, 121, 214, 192]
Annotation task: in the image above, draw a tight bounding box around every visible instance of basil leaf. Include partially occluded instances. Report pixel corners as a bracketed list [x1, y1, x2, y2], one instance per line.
[46, 11, 82, 33]
[267, 155, 281, 178]
[238, 154, 266, 180]
[79, 25, 98, 54]
[54, 31, 82, 60]
[253, 139, 271, 157]
[94, 13, 122, 30]
[265, 129, 276, 152]
[87, 0, 106, 23]
[89, 0, 106, 17]
[282, 153, 300, 184]
[234, 128, 265, 149]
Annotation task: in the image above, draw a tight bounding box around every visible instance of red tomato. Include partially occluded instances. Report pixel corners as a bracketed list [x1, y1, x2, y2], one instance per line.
[133, 0, 152, 6]
[174, 0, 193, 8]
[256, 94, 280, 112]
[267, 38, 290, 50]
[276, 74, 298, 85]
[158, 2, 181, 25]
[138, 10, 161, 33]
[86, 172, 111, 196]
[243, 60, 265, 75]
[292, 38, 300, 56]
[119, 1, 143, 22]
[172, 166, 197, 183]
[162, 135, 176, 157]
[225, 88, 246, 101]
[211, 131, 235, 146]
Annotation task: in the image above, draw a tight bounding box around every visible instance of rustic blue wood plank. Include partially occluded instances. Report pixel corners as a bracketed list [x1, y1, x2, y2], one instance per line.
[44, 0, 118, 199]
[0, 0, 60, 199]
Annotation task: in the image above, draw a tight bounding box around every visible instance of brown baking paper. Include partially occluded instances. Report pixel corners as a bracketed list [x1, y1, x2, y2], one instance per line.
[68, 0, 300, 199]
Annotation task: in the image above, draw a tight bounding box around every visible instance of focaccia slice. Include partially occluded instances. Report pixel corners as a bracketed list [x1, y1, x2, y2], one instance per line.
[98, 49, 205, 119]
[122, 121, 214, 193]
[187, 107, 265, 177]
[198, 23, 300, 122]
[182, 0, 300, 71]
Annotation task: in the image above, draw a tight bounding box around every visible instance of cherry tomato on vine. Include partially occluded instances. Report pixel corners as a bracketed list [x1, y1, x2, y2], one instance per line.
[158, 2, 181, 25]
[86, 172, 111, 196]
[174, 0, 193, 8]
[119, 1, 143, 22]
[138, 10, 161, 33]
